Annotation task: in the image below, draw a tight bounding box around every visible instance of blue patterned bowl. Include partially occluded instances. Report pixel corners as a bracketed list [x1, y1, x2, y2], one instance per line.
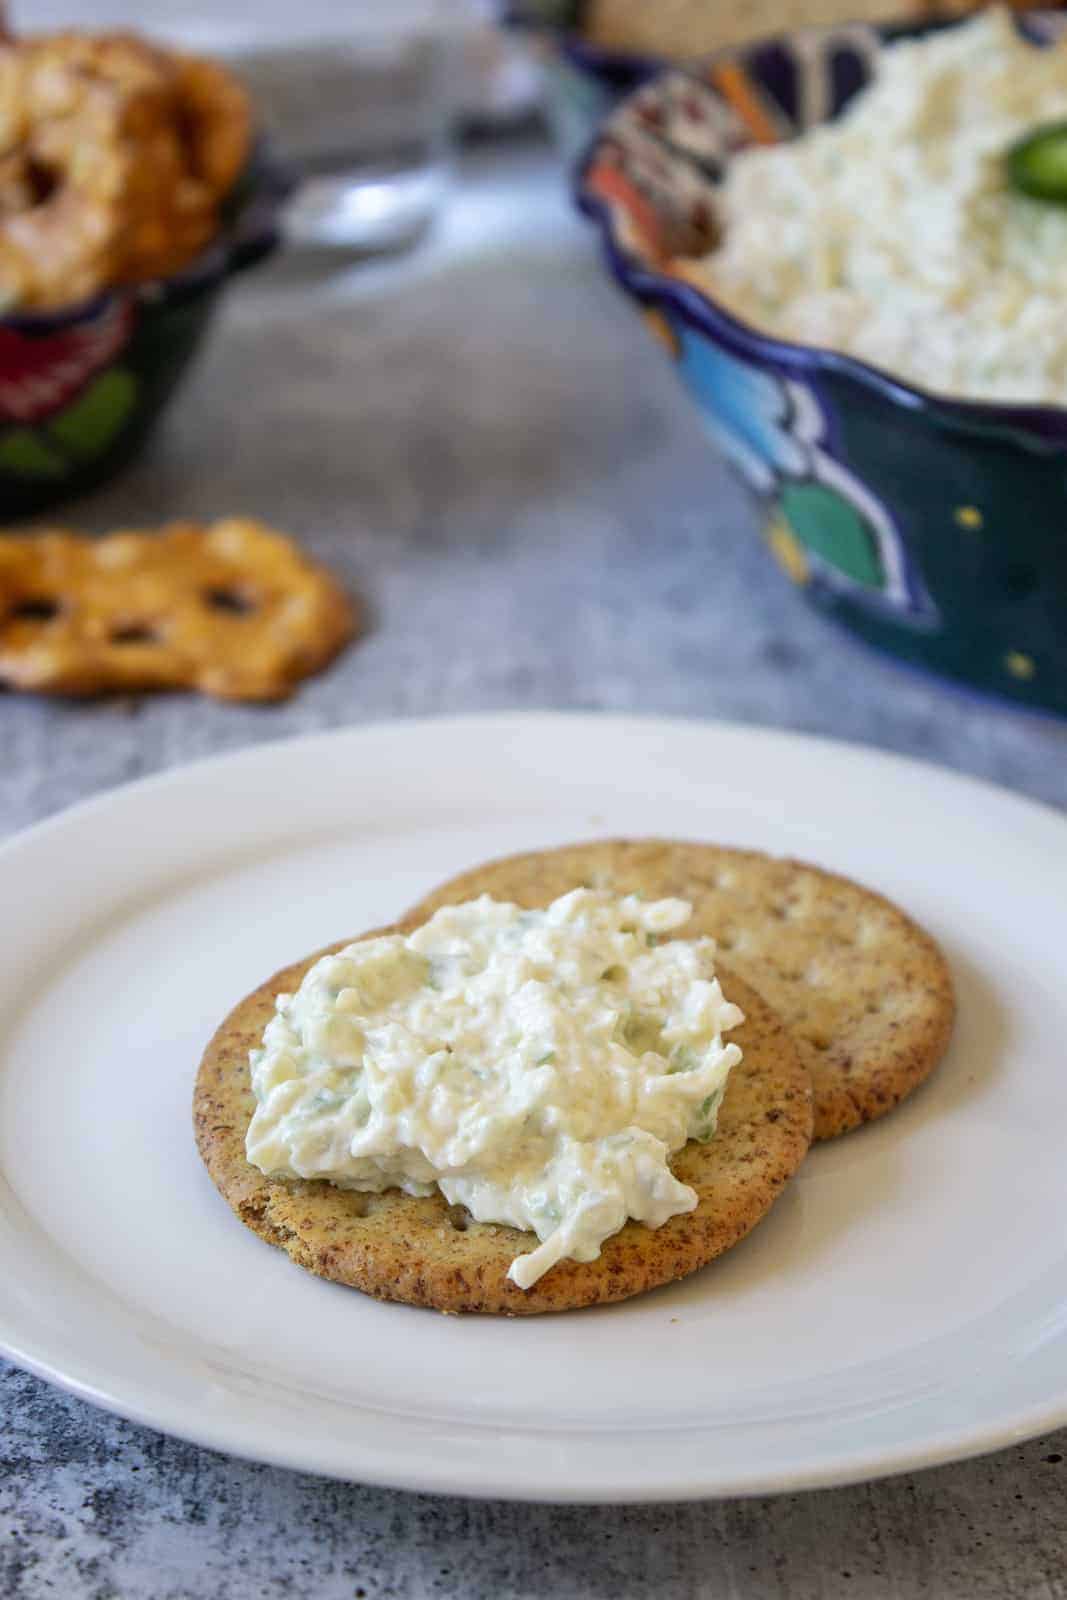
[576, 12, 1067, 717]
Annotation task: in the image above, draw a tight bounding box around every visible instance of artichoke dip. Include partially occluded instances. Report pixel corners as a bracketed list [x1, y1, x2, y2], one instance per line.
[689, 8, 1067, 404]
[245, 890, 743, 1289]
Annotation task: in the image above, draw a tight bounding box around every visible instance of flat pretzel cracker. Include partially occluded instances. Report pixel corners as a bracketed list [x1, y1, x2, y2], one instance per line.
[0, 516, 356, 701]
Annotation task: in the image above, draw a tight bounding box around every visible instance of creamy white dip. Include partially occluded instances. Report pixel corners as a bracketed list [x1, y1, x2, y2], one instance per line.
[688, 9, 1067, 404]
[245, 890, 743, 1289]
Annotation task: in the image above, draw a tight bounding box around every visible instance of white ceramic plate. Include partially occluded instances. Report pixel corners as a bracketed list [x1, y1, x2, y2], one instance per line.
[2, 713, 1066, 1502]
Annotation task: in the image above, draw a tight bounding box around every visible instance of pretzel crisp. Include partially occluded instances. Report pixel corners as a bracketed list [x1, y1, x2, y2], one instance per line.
[0, 30, 253, 310]
[0, 517, 357, 701]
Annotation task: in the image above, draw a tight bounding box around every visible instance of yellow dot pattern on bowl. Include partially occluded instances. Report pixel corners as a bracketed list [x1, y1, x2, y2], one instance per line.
[1004, 651, 1036, 681]
[766, 515, 809, 586]
[954, 505, 984, 531]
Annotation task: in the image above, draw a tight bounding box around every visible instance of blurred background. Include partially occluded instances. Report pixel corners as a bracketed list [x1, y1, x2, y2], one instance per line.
[0, 0, 1064, 785]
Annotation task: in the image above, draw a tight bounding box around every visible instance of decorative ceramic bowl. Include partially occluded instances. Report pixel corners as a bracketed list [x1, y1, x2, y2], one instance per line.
[0, 146, 289, 521]
[576, 12, 1067, 717]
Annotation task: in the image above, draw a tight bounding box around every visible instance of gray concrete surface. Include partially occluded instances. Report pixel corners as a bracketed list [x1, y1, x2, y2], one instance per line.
[3, 141, 1066, 1599]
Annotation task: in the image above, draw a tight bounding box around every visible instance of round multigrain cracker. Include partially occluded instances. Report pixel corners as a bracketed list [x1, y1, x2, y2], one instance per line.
[408, 840, 955, 1142]
[193, 926, 812, 1316]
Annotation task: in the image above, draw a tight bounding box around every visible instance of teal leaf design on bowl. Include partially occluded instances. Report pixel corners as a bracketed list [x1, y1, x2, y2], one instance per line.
[779, 481, 884, 589]
[802, 449, 938, 627]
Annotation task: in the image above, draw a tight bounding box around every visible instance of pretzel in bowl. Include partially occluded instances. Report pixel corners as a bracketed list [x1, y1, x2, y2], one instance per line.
[173, 53, 254, 203]
[0, 517, 357, 701]
[0, 30, 253, 311]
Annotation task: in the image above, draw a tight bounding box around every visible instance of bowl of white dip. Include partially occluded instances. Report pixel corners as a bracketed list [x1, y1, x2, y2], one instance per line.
[577, 7, 1067, 716]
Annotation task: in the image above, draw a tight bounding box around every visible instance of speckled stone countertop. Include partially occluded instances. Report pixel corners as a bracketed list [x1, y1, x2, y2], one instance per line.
[3, 141, 1067, 1600]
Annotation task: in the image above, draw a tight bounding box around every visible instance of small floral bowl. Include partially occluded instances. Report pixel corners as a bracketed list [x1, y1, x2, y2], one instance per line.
[0, 145, 289, 521]
[576, 12, 1067, 717]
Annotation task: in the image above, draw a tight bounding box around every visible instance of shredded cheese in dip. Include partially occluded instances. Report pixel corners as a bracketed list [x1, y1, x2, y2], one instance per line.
[245, 890, 743, 1289]
[687, 9, 1067, 404]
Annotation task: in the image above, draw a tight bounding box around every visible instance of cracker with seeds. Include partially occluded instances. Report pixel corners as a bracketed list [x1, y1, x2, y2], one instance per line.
[194, 925, 812, 1316]
[408, 841, 955, 1141]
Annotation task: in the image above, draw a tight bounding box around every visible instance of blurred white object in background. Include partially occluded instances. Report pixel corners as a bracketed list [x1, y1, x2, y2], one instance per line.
[230, 3, 459, 254]
[16, 0, 495, 254]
